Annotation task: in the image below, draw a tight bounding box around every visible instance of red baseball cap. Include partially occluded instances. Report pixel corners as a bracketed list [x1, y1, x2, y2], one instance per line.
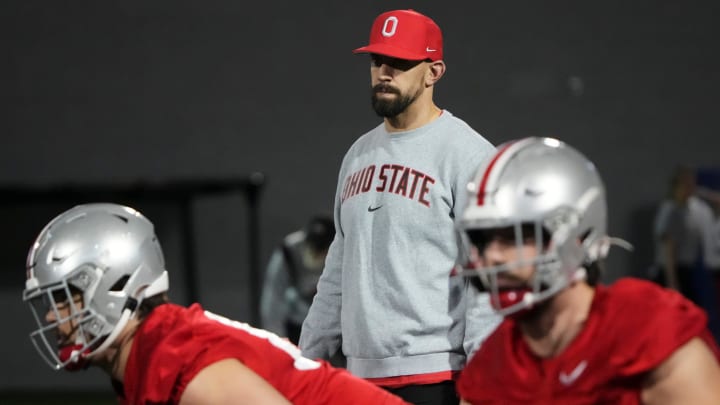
[353, 9, 443, 61]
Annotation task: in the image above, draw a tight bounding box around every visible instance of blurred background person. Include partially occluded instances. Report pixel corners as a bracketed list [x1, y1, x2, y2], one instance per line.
[654, 165, 720, 342]
[653, 166, 714, 302]
[697, 178, 720, 325]
[696, 182, 720, 275]
[261, 214, 335, 344]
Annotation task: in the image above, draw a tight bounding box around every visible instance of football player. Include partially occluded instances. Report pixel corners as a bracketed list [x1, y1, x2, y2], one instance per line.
[23, 203, 407, 404]
[455, 137, 720, 404]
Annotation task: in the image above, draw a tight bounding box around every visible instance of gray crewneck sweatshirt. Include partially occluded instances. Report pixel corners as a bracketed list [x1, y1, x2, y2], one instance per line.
[300, 110, 501, 378]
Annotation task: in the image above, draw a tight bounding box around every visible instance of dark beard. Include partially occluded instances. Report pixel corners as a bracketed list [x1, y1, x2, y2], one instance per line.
[371, 84, 419, 118]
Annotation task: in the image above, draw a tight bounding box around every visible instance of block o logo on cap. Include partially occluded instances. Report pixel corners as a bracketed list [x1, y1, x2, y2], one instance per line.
[382, 16, 398, 37]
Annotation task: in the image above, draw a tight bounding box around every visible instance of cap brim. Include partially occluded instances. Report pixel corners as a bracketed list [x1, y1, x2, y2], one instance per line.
[352, 44, 429, 61]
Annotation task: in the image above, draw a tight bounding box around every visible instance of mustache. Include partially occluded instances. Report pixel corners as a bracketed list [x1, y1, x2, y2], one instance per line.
[372, 83, 400, 95]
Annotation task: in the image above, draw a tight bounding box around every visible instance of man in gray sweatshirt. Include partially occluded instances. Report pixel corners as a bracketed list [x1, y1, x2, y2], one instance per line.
[299, 9, 501, 405]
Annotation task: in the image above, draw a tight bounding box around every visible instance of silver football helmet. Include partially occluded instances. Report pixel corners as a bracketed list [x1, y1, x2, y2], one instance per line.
[23, 203, 168, 370]
[457, 137, 627, 316]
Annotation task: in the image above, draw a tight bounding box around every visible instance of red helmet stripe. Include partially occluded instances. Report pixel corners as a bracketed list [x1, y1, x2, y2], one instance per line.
[476, 141, 517, 206]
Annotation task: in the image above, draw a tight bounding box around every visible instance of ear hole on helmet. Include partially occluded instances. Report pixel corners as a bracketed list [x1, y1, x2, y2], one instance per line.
[109, 275, 130, 292]
[124, 297, 138, 311]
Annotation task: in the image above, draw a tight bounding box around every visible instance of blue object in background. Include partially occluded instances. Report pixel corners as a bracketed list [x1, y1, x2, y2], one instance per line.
[695, 167, 720, 343]
[697, 168, 720, 191]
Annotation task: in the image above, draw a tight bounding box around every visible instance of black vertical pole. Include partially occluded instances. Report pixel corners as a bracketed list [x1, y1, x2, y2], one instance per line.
[181, 197, 199, 304]
[246, 172, 265, 325]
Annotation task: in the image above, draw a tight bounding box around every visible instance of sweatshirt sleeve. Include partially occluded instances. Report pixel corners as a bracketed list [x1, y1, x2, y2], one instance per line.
[299, 163, 347, 360]
[299, 232, 343, 359]
[463, 283, 502, 357]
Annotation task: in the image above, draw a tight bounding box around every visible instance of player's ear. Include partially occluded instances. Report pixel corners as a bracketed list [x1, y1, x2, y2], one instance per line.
[426, 60, 446, 86]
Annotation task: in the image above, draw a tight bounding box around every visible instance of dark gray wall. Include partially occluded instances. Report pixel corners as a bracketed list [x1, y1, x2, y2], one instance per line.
[1, 0, 718, 392]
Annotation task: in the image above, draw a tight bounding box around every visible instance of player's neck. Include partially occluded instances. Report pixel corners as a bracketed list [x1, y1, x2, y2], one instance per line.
[96, 318, 140, 382]
[384, 96, 441, 132]
[519, 282, 595, 358]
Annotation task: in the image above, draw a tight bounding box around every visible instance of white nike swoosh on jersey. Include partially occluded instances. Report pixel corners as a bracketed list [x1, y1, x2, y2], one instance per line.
[558, 360, 588, 386]
[426, 47, 437, 52]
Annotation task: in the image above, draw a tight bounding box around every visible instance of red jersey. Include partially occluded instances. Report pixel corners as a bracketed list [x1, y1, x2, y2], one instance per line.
[117, 303, 407, 404]
[457, 278, 720, 404]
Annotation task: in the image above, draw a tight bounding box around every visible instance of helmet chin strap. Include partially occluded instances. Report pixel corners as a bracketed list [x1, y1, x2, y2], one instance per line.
[587, 236, 634, 262]
[59, 306, 135, 371]
[495, 264, 588, 317]
[59, 271, 168, 370]
[85, 307, 134, 361]
[58, 321, 92, 371]
[141, 271, 168, 298]
[58, 344, 91, 371]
